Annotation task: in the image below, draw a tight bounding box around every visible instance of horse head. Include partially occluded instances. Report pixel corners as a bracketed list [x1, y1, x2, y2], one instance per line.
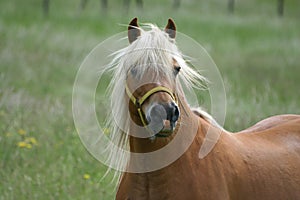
[125, 18, 181, 137]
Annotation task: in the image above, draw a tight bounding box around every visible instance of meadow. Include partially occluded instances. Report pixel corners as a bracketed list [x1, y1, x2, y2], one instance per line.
[0, 0, 299, 199]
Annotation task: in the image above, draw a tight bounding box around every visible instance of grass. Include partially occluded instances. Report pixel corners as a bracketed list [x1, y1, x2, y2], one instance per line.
[0, 0, 299, 199]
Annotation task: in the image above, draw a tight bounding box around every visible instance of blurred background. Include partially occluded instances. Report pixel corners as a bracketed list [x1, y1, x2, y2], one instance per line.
[0, 0, 299, 199]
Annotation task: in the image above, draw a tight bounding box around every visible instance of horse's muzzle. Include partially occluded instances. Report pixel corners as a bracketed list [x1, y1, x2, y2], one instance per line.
[146, 102, 180, 134]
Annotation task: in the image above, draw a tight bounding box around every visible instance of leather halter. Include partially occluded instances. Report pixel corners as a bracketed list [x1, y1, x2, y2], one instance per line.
[125, 84, 177, 137]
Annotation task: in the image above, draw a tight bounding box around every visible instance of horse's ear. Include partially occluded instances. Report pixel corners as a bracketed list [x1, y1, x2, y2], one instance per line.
[128, 18, 141, 44]
[165, 18, 176, 39]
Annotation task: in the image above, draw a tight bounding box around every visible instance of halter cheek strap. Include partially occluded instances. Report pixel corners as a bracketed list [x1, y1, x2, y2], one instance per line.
[125, 84, 177, 136]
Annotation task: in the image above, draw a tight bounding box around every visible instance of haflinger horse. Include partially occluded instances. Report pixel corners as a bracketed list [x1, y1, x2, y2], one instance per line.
[104, 18, 300, 200]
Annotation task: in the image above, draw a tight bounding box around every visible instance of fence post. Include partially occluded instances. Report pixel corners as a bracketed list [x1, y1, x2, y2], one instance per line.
[123, 0, 143, 12]
[42, 0, 50, 16]
[80, 0, 88, 11]
[136, 0, 143, 9]
[228, 0, 235, 14]
[173, 0, 180, 9]
[277, 0, 284, 17]
[101, 0, 108, 13]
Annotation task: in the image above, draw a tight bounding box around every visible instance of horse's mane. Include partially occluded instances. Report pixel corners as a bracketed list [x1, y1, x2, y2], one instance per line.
[102, 24, 209, 177]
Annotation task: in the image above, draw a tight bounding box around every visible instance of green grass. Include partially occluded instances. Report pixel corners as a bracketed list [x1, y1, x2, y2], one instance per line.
[1, 0, 300, 199]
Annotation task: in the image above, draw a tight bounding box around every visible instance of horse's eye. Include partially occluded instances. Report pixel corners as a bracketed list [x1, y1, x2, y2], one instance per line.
[174, 66, 181, 74]
[130, 67, 137, 76]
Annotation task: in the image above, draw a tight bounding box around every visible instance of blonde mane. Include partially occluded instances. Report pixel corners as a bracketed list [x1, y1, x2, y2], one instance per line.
[102, 24, 208, 176]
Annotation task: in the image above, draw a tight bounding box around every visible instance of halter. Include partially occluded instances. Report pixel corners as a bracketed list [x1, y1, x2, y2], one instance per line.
[125, 83, 177, 137]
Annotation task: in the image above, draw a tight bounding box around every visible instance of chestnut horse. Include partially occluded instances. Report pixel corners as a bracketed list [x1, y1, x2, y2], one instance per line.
[104, 18, 300, 200]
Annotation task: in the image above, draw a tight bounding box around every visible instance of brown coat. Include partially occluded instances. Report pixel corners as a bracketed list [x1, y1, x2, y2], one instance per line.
[116, 109, 300, 200]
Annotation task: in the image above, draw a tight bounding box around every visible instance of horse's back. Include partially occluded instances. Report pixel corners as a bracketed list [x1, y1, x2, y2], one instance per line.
[238, 114, 300, 134]
[236, 114, 300, 151]
[236, 114, 300, 158]
[230, 114, 300, 200]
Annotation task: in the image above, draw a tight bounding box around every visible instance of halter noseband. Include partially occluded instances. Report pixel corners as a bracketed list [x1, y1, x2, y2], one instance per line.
[125, 84, 177, 137]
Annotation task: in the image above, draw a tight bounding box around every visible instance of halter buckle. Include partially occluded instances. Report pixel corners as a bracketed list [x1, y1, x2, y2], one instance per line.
[135, 99, 141, 108]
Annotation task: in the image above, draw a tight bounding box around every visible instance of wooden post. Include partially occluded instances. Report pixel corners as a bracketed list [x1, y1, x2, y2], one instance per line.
[123, 0, 130, 12]
[101, 0, 108, 13]
[80, 0, 89, 11]
[228, 0, 235, 14]
[136, 0, 143, 9]
[173, 0, 180, 9]
[42, 0, 50, 16]
[277, 0, 284, 17]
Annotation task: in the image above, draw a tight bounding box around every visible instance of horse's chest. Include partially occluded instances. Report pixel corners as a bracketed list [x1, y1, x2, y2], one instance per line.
[116, 173, 211, 200]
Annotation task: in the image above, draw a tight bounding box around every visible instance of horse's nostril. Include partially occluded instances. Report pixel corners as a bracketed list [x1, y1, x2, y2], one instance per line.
[173, 105, 179, 121]
[167, 102, 180, 123]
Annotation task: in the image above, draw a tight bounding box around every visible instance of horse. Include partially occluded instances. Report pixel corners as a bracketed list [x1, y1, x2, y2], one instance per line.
[103, 18, 300, 200]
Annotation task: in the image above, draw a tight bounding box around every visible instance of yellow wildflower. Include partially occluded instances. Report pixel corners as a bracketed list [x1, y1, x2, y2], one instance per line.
[83, 173, 90, 180]
[17, 141, 27, 148]
[17, 137, 37, 149]
[30, 137, 37, 145]
[18, 129, 26, 135]
[25, 137, 38, 145]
